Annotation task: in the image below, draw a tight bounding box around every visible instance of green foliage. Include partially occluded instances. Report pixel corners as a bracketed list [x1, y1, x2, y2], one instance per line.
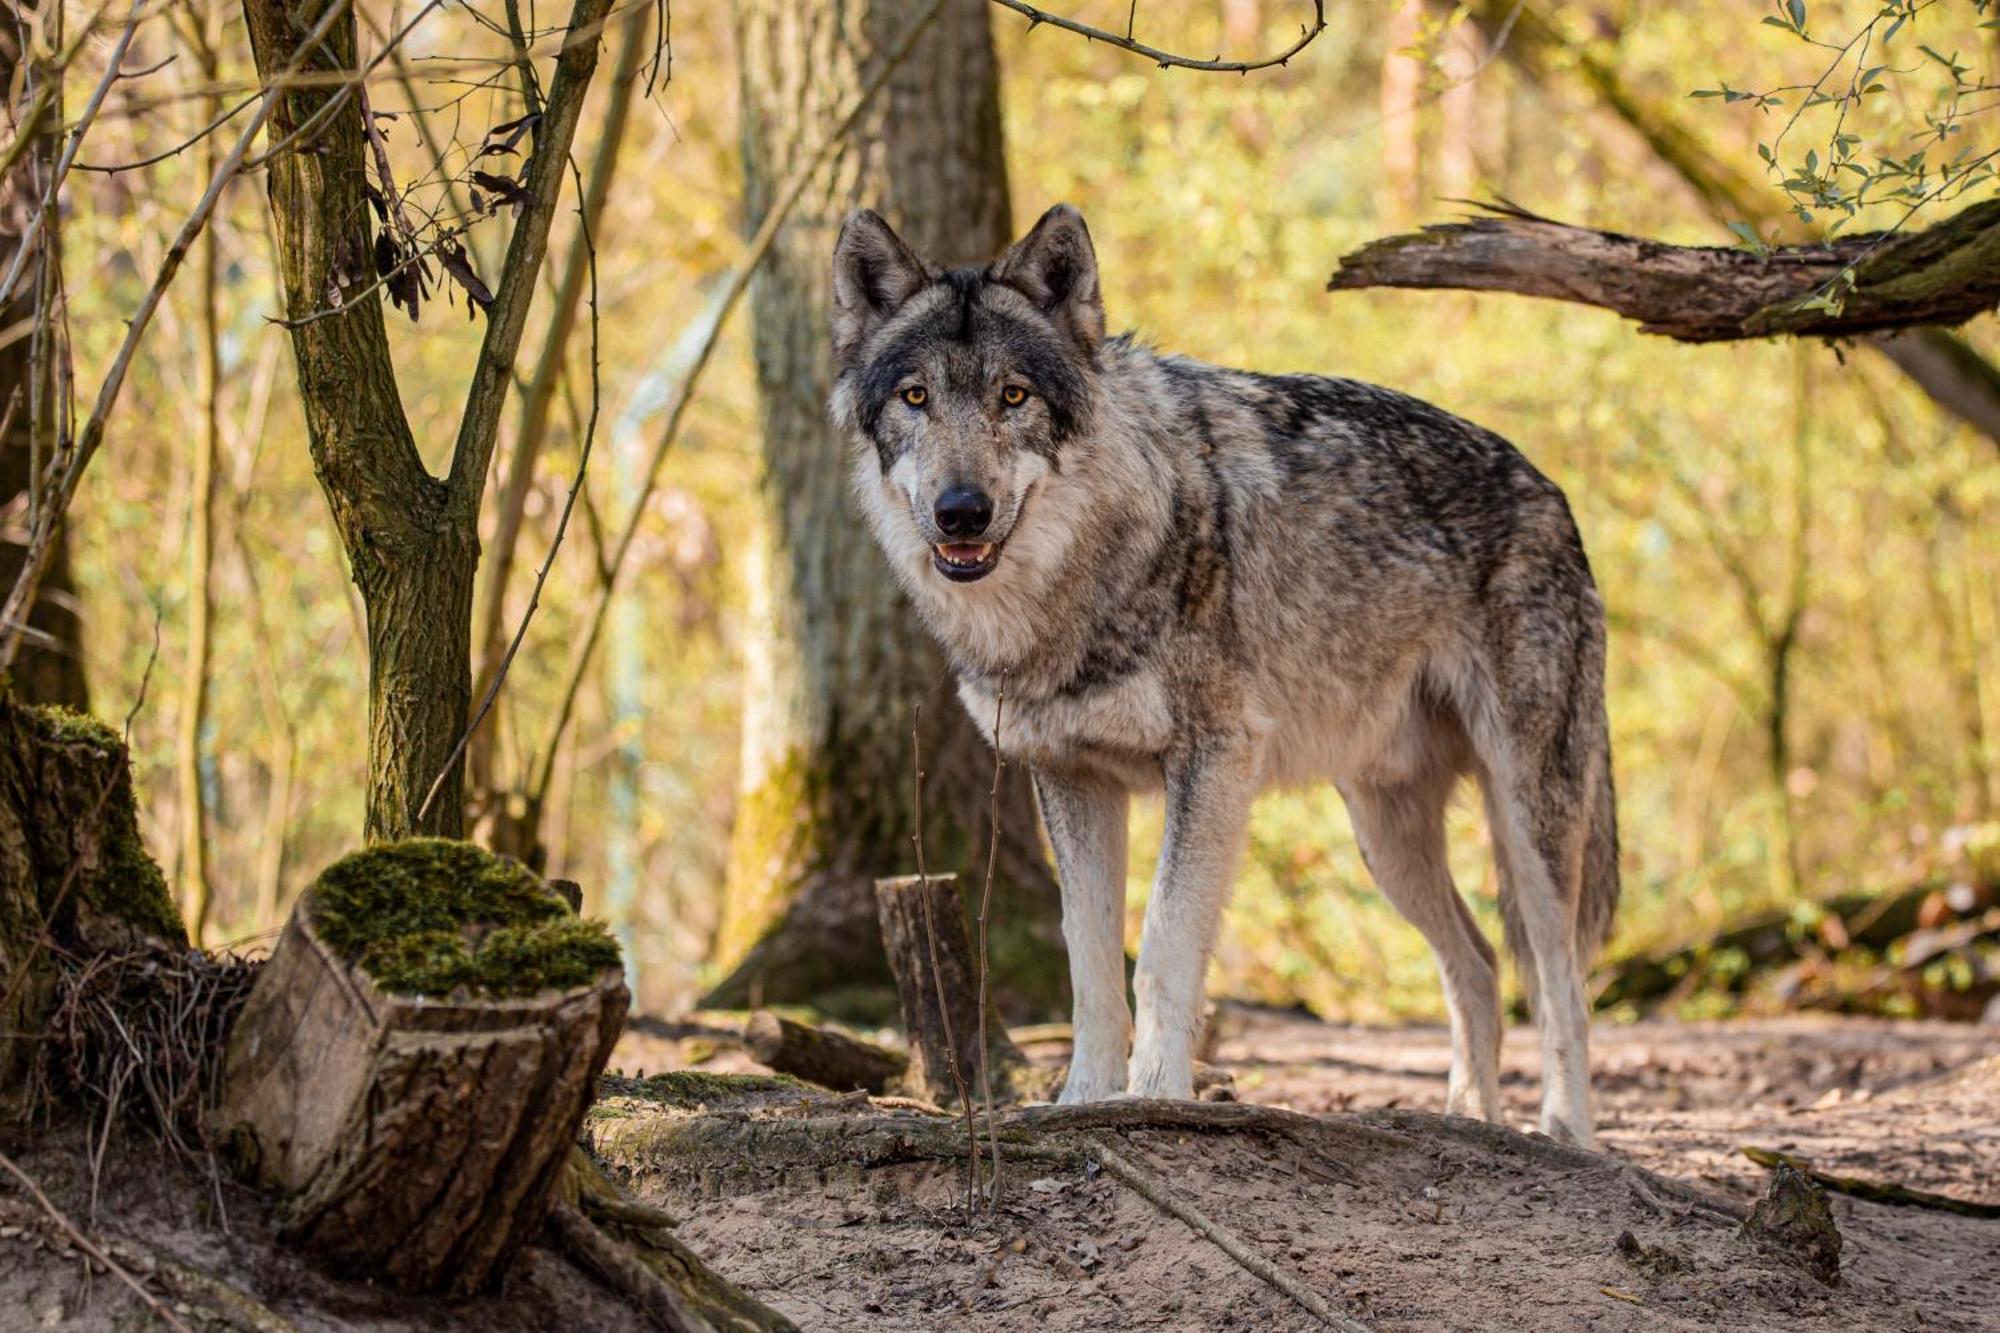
[310, 839, 620, 998]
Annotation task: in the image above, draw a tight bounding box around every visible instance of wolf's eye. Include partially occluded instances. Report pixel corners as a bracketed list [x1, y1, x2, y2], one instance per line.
[901, 386, 928, 407]
[1001, 385, 1028, 408]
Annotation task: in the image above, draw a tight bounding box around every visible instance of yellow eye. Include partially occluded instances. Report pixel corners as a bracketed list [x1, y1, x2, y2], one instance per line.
[900, 386, 928, 407]
[1001, 385, 1028, 407]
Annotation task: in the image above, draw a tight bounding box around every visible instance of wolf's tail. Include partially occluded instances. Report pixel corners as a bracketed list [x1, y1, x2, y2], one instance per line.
[1497, 732, 1620, 1017]
[1577, 742, 1621, 965]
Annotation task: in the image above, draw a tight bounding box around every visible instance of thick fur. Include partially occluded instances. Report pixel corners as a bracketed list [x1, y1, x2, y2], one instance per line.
[828, 205, 1620, 1146]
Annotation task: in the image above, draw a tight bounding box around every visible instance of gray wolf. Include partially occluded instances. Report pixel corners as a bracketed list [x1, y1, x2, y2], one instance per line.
[827, 203, 1619, 1146]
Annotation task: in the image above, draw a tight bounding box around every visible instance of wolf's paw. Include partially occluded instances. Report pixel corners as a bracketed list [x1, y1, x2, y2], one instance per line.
[1123, 1053, 1195, 1101]
[1540, 1113, 1598, 1152]
[1056, 1067, 1125, 1104]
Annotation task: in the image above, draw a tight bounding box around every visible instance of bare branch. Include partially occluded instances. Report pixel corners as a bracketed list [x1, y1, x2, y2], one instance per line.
[1328, 198, 2000, 343]
[989, 0, 1326, 73]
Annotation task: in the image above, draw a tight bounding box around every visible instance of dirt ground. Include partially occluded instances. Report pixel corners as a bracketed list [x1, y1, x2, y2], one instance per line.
[1, 1009, 1994, 1332]
[607, 1008, 2000, 1333]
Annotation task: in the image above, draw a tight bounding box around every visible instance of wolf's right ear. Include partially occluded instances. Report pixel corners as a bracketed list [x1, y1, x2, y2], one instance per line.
[831, 210, 935, 366]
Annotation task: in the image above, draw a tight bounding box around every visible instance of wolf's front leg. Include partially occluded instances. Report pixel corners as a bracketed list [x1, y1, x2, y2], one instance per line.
[1034, 769, 1132, 1104]
[1129, 741, 1258, 1100]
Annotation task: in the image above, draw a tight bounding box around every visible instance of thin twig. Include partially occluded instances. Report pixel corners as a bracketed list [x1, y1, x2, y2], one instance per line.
[527, 0, 949, 806]
[975, 673, 1007, 1206]
[1085, 1134, 1371, 1332]
[988, 0, 1326, 73]
[911, 709, 984, 1214]
[0, 1152, 195, 1333]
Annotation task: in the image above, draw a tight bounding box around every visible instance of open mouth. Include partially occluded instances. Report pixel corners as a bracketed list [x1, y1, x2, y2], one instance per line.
[931, 541, 1001, 582]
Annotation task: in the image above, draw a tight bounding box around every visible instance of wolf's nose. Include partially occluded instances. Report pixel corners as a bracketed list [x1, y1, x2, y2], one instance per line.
[934, 486, 994, 538]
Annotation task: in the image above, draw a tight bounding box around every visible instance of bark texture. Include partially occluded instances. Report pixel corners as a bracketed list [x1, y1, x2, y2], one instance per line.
[0, 694, 186, 1120]
[708, 0, 1065, 1016]
[0, 2, 87, 711]
[1329, 199, 2000, 343]
[743, 1009, 909, 1093]
[217, 898, 626, 1294]
[874, 874, 1025, 1104]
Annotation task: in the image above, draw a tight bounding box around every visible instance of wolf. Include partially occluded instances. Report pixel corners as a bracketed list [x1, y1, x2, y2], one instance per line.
[827, 203, 1619, 1147]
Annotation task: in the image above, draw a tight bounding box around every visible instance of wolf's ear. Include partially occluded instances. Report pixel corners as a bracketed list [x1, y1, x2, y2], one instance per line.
[991, 204, 1105, 354]
[831, 209, 935, 365]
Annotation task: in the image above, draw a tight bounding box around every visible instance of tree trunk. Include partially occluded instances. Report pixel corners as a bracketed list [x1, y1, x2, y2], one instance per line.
[708, 0, 1066, 1018]
[0, 693, 187, 1121]
[241, 0, 484, 841]
[873, 874, 1026, 1105]
[0, 1, 87, 712]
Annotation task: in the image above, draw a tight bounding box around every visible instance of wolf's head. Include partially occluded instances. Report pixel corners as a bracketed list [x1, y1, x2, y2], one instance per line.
[828, 204, 1105, 598]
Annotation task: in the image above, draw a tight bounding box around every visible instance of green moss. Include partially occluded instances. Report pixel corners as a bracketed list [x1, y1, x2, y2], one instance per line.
[310, 839, 620, 999]
[26, 705, 124, 751]
[596, 1070, 809, 1111]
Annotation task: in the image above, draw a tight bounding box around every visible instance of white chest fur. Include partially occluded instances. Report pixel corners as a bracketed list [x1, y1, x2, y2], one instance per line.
[958, 670, 1175, 790]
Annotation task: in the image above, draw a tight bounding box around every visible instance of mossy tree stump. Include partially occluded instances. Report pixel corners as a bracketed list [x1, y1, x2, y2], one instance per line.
[874, 874, 1028, 1105]
[218, 840, 627, 1295]
[0, 694, 186, 1121]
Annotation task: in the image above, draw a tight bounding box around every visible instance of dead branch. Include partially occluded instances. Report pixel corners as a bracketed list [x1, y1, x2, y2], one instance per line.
[1085, 1133, 1371, 1332]
[0, 1151, 194, 1333]
[989, 0, 1326, 73]
[974, 675, 1007, 1203]
[1328, 199, 2000, 343]
[1741, 1146, 2000, 1219]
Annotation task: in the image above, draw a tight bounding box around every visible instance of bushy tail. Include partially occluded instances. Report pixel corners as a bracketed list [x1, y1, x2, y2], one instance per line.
[1577, 742, 1621, 965]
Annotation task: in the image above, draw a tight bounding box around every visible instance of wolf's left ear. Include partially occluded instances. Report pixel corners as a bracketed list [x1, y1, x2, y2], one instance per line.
[832, 209, 936, 366]
[991, 204, 1105, 354]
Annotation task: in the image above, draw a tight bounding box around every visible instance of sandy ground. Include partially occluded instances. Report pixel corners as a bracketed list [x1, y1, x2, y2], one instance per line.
[1, 1010, 1993, 1332]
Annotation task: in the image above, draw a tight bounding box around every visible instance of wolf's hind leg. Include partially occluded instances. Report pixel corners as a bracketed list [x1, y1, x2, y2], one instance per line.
[1034, 770, 1132, 1104]
[1342, 775, 1502, 1121]
[1128, 740, 1258, 1100]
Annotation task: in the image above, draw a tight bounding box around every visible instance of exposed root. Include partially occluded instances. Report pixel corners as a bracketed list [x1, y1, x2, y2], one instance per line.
[1084, 1133, 1374, 1333]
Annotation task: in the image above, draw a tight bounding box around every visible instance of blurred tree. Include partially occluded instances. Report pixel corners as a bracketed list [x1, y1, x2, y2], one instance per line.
[0, 0, 87, 711]
[707, 0, 1067, 1015]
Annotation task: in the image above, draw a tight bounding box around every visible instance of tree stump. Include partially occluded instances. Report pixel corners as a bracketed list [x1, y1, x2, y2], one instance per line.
[873, 874, 1027, 1104]
[0, 694, 186, 1121]
[217, 840, 627, 1295]
[742, 1010, 908, 1094]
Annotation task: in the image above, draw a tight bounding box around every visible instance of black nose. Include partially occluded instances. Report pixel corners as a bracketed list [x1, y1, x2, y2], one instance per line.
[934, 486, 993, 538]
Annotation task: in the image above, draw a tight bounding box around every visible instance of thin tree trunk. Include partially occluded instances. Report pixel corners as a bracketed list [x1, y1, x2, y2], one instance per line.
[0, 0, 87, 712]
[177, 23, 223, 941]
[708, 0, 1066, 1017]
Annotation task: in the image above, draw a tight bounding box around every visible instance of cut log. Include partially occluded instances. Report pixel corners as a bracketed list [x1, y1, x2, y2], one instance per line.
[0, 693, 186, 1121]
[873, 874, 1027, 1105]
[217, 840, 627, 1295]
[742, 1011, 907, 1094]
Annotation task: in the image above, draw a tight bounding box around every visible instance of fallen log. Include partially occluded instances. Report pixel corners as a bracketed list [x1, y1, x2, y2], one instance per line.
[1742, 1146, 2000, 1220]
[216, 840, 627, 1295]
[742, 1010, 907, 1094]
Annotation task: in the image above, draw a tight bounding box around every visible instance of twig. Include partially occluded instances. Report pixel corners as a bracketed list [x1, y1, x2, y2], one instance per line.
[527, 0, 949, 808]
[0, 1152, 195, 1333]
[1083, 1134, 1370, 1331]
[974, 673, 1007, 1205]
[911, 709, 984, 1214]
[988, 0, 1327, 73]
[1741, 1146, 2000, 1219]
